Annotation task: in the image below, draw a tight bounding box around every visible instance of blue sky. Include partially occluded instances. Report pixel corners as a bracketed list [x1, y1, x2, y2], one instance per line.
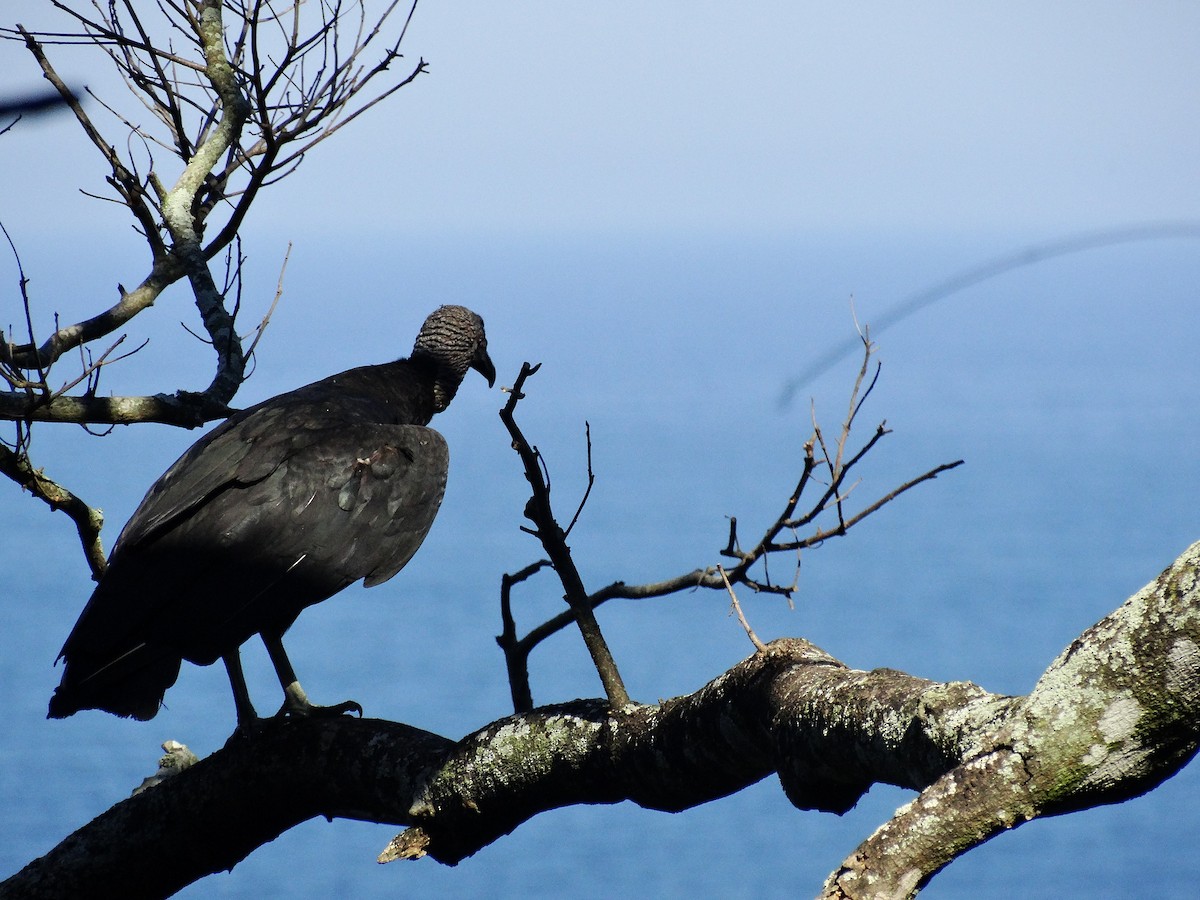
[2, 2, 1198, 240]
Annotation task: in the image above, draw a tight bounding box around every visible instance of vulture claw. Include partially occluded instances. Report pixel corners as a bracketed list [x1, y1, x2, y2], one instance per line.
[275, 683, 363, 720]
[301, 699, 364, 719]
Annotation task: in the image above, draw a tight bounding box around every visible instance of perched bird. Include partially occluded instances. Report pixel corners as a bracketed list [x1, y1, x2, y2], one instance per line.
[48, 305, 495, 727]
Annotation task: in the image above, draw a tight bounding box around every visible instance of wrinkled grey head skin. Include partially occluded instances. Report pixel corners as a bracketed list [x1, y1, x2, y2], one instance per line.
[411, 305, 496, 411]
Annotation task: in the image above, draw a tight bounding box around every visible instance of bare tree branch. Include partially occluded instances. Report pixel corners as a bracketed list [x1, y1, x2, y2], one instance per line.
[499, 362, 631, 708]
[0, 436, 106, 580]
[0, 389, 233, 427]
[7, 540, 1197, 897]
[719, 564, 767, 653]
[2, 1, 429, 573]
[496, 337, 963, 700]
[2, 1, 427, 419]
[496, 558, 552, 712]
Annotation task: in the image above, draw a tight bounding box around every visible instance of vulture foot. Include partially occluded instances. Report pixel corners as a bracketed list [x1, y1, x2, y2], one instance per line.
[275, 681, 363, 720]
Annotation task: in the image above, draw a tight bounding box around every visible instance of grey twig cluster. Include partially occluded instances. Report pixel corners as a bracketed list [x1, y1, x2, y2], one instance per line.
[0, 0, 425, 567]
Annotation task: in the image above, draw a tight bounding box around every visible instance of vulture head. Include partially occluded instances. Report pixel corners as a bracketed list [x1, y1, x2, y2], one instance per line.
[412, 304, 496, 411]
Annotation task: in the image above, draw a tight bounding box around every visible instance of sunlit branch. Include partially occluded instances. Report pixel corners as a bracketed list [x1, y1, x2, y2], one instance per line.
[498, 335, 963, 699]
[0, 436, 106, 581]
[2, 2, 429, 575]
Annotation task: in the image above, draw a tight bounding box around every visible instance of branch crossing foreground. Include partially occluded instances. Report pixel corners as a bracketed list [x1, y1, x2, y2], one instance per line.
[5, 540, 1197, 900]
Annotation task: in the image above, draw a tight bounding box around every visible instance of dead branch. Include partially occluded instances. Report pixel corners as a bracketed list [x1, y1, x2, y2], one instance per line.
[496, 559, 552, 712]
[0, 390, 233, 427]
[243, 241, 291, 361]
[497, 336, 963, 703]
[562, 420, 594, 539]
[1, 1, 426, 414]
[0, 262, 181, 374]
[2, 2, 429, 574]
[499, 362, 630, 708]
[719, 564, 767, 652]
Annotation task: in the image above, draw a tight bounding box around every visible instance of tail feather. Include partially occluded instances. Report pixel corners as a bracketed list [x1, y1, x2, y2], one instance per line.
[48, 645, 182, 721]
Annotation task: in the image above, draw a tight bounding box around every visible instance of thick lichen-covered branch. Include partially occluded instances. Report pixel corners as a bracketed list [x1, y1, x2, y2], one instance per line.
[3, 542, 1197, 898]
[823, 539, 1200, 899]
[0, 719, 454, 900]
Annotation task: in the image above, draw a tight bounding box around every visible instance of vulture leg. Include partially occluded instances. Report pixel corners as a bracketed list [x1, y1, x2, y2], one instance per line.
[261, 631, 363, 719]
[222, 651, 260, 727]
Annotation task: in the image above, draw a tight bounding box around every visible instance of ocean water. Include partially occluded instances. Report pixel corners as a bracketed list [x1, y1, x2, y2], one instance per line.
[2, 230, 1197, 897]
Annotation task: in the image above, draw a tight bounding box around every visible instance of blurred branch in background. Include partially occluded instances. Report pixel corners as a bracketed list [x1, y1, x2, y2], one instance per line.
[0, 84, 78, 131]
[779, 220, 1200, 406]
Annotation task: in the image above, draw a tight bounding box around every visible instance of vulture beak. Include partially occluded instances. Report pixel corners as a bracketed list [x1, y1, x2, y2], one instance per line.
[473, 344, 497, 388]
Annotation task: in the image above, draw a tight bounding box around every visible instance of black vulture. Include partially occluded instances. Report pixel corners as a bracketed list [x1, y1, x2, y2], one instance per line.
[48, 305, 495, 727]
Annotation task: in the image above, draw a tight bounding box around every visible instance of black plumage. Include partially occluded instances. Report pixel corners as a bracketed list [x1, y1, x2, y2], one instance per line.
[48, 305, 494, 726]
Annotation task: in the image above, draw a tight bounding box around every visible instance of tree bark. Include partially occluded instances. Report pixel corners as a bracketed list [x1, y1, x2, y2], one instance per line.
[823, 538, 1200, 898]
[4, 541, 1197, 900]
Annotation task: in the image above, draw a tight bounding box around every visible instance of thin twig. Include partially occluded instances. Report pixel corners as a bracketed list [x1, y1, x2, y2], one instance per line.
[244, 241, 290, 360]
[562, 421, 594, 539]
[719, 565, 767, 653]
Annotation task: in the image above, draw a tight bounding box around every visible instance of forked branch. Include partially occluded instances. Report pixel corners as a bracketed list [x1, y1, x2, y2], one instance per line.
[496, 335, 962, 711]
[2, 2, 428, 568]
[499, 362, 630, 709]
[1, 1, 427, 422]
